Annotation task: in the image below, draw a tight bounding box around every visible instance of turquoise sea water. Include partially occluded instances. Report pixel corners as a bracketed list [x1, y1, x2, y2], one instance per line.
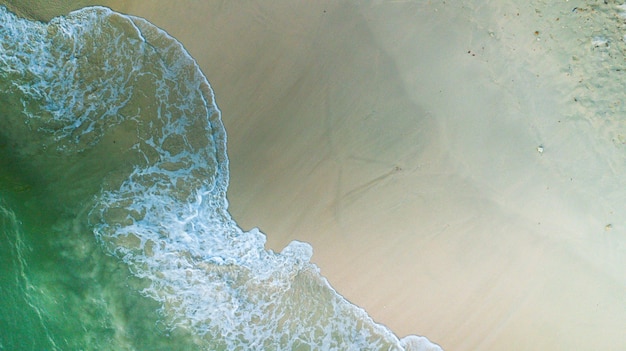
[0, 6, 440, 350]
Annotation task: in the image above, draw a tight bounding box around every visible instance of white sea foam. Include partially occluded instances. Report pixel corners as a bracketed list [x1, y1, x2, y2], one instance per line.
[0, 6, 441, 350]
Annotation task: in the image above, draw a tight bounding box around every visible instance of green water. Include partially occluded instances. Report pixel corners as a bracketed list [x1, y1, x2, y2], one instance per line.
[0, 5, 219, 349]
[0, 180, 202, 350]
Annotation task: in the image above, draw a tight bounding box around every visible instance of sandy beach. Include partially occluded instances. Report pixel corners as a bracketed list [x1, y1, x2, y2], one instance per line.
[6, 0, 626, 349]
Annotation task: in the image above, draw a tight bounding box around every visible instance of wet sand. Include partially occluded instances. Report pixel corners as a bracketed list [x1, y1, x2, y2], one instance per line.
[7, 1, 626, 349]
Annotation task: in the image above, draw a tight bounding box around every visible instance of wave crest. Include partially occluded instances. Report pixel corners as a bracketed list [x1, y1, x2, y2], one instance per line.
[0, 6, 440, 350]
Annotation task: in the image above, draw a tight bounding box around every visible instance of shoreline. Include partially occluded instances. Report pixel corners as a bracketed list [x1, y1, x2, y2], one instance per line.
[4, 1, 626, 349]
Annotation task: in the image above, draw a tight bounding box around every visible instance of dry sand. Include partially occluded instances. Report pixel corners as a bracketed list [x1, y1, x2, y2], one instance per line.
[8, 0, 626, 349]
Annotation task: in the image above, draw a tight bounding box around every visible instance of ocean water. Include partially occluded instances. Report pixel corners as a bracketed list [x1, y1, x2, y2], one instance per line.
[0, 6, 441, 350]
